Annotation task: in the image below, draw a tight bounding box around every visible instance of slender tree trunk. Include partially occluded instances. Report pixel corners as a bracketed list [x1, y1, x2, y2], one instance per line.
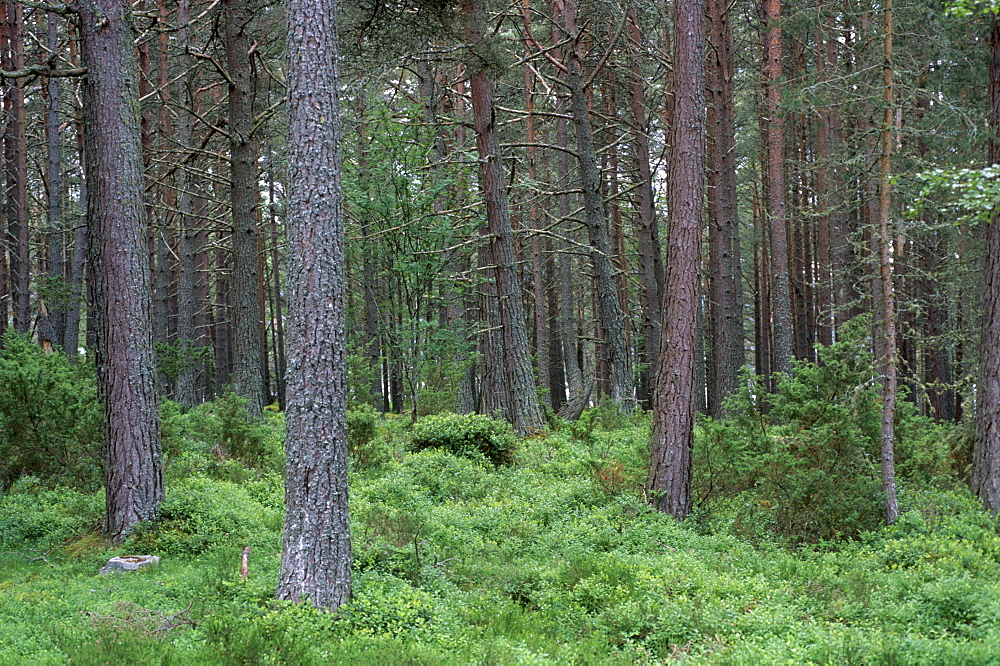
[2, 0, 29, 334]
[265, 143, 288, 410]
[77, 0, 164, 542]
[706, 0, 743, 417]
[561, 0, 634, 413]
[875, 0, 899, 524]
[64, 113, 88, 359]
[464, 0, 544, 434]
[226, 0, 265, 415]
[276, 0, 351, 611]
[763, 0, 793, 375]
[974, 15, 1000, 513]
[215, 240, 232, 393]
[554, 95, 586, 416]
[525, 63, 551, 410]
[815, 16, 834, 347]
[174, 0, 197, 406]
[40, 10, 65, 350]
[648, 0, 704, 520]
[627, 9, 662, 411]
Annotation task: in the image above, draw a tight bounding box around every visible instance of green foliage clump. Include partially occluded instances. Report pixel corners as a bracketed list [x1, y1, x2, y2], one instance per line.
[348, 404, 393, 470]
[127, 476, 281, 555]
[162, 392, 283, 479]
[340, 573, 438, 639]
[411, 412, 517, 465]
[695, 320, 888, 542]
[0, 332, 103, 491]
[0, 478, 102, 550]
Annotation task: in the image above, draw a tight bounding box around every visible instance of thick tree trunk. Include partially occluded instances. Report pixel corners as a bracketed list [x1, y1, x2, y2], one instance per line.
[648, 0, 704, 520]
[276, 0, 352, 611]
[974, 15, 1000, 513]
[226, 0, 265, 415]
[763, 0, 793, 376]
[77, 0, 164, 542]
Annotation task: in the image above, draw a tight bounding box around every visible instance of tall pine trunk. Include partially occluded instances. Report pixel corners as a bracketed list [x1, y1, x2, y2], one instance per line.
[875, 0, 899, 525]
[277, 0, 352, 610]
[648, 0, 704, 519]
[973, 15, 1000, 513]
[763, 0, 793, 376]
[561, 0, 634, 413]
[226, 0, 265, 415]
[706, 0, 743, 417]
[465, 0, 544, 434]
[78, 0, 164, 542]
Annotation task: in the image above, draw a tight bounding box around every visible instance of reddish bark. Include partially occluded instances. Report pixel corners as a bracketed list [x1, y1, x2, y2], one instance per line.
[648, 0, 704, 519]
[78, 0, 164, 542]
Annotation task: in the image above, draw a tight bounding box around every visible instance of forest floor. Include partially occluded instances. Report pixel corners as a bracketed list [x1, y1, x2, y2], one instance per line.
[2, 403, 1000, 664]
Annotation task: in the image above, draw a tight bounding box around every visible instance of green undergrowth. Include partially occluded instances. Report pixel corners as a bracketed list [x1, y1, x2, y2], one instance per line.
[2, 399, 999, 664]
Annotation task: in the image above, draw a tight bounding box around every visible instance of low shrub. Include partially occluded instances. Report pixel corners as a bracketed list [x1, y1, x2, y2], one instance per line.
[161, 393, 283, 475]
[0, 478, 102, 550]
[348, 404, 393, 470]
[411, 413, 517, 465]
[126, 476, 281, 555]
[694, 319, 886, 542]
[0, 332, 103, 491]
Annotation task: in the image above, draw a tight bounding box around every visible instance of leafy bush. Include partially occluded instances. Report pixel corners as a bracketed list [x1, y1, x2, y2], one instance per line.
[0, 332, 103, 491]
[411, 413, 517, 465]
[126, 476, 281, 555]
[161, 392, 283, 474]
[694, 320, 886, 542]
[0, 478, 102, 550]
[340, 573, 438, 639]
[348, 404, 392, 470]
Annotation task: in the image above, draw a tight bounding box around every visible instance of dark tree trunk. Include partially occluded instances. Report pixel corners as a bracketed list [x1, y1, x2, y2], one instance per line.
[628, 9, 663, 411]
[974, 15, 1000, 513]
[465, 0, 544, 434]
[226, 0, 265, 415]
[276, 0, 352, 611]
[2, 0, 29, 335]
[921, 234, 954, 422]
[763, 0, 793, 376]
[648, 0, 704, 520]
[77, 0, 164, 542]
[40, 10, 66, 350]
[706, 0, 744, 417]
[174, 0, 197, 406]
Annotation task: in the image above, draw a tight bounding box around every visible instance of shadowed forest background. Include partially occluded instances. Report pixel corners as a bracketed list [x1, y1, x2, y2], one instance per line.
[4, 0, 1000, 662]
